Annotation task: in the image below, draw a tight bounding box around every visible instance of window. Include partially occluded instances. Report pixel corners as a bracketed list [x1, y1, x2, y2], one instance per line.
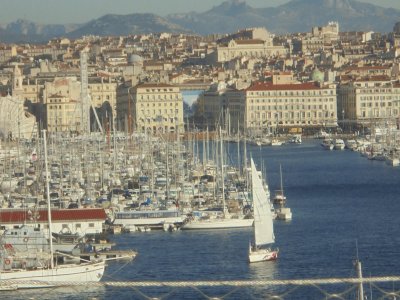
[89, 223, 95, 228]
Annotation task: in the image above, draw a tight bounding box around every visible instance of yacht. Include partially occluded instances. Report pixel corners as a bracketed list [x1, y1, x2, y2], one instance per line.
[271, 139, 284, 146]
[113, 209, 185, 231]
[275, 207, 292, 221]
[181, 208, 253, 230]
[321, 138, 334, 150]
[334, 139, 345, 150]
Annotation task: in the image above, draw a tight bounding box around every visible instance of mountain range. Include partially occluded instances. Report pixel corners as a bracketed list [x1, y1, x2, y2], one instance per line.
[1, 0, 399, 43]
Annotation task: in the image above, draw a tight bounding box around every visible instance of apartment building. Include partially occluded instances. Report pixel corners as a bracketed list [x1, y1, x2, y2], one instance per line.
[42, 76, 117, 133]
[116, 83, 184, 135]
[243, 81, 338, 134]
[43, 77, 81, 133]
[0, 45, 17, 63]
[198, 77, 338, 135]
[337, 77, 400, 128]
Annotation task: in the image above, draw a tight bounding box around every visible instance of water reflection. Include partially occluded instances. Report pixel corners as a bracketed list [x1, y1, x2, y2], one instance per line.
[248, 260, 280, 298]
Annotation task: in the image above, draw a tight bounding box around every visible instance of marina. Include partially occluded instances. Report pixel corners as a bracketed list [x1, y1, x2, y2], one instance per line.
[0, 138, 398, 298]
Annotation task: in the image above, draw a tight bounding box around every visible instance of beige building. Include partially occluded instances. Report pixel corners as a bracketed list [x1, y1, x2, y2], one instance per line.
[216, 38, 287, 63]
[242, 81, 338, 134]
[116, 83, 184, 135]
[337, 78, 400, 128]
[42, 77, 117, 133]
[0, 45, 17, 63]
[312, 22, 339, 42]
[198, 78, 338, 135]
[44, 77, 81, 133]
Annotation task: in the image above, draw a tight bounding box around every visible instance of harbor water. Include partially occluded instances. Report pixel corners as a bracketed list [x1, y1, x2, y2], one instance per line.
[5, 139, 400, 299]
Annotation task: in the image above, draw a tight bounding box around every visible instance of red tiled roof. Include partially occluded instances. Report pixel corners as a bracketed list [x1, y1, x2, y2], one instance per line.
[0, 208, 107, 224]
[246, 82, 323, 91]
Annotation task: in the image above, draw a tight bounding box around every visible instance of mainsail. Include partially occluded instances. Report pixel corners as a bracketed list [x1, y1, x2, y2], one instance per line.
[251, 158, 275, 246]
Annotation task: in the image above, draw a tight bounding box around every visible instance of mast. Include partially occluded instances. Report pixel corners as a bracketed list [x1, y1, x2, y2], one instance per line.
[202, 130, 206, 172]
[237, 122, 240, 177]
[219, 127, 226, 214]
[43, 130, 54, 269]
[279, 164, 284, 197]
[80, 51, 90, 136]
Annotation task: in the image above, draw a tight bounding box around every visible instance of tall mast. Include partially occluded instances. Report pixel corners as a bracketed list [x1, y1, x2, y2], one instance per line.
[280, 164, 284, 197]
[80, 51, 90, 136]
[220, 126, 226, 214]
[43, 130, 54, 269]
[237, 122, 240, 176]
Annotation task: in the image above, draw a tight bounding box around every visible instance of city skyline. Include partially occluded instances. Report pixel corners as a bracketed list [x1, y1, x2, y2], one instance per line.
[0, 0, 399, 25]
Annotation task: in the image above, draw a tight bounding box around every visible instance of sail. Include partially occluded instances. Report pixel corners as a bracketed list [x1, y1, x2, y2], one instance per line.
[251, 159, 275, 246]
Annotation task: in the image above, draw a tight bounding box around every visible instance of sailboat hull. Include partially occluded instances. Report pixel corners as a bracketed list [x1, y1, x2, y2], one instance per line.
[0, 261, 105, 289]
[249, 248, 278, 263]
[181, 218, 254, 230]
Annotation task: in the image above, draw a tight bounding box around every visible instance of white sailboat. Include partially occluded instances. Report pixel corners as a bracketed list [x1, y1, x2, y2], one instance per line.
[273, 164, 286, 205]
[0, 130, 105, 289]
[249, 158, 278, 263]
[274, 164, 292, 221]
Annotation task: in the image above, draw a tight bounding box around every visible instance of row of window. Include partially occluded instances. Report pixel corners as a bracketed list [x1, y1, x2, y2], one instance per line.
[140, 102, 179, 107]
[248, 90, 335, 96]
[250, 111, 335, 119]
[145, 88, 174, 92]
[359, 96, 399, 101]
[249, 98, 335, 103]
[360, 102, 394, 108]
[250, 120, 334, 126]
[139, 94, 180, 100]
[357, 88, 399, 93]
[250, 104, 335, 110]
[360, 109, 399, 117]
[139, 109, 179, 115]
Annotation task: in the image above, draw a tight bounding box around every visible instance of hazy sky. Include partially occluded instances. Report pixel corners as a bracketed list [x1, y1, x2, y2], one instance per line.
[1, 0, 399, 24]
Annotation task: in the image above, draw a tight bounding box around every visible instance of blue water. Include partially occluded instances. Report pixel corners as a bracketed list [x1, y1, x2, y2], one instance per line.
[6, 139, 400, 299]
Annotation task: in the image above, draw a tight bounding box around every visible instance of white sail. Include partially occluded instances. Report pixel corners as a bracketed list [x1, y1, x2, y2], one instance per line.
[251, 159, 275, 246]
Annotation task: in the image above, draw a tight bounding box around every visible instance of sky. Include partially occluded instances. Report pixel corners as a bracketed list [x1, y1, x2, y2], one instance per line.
[0, 0, 399, 25]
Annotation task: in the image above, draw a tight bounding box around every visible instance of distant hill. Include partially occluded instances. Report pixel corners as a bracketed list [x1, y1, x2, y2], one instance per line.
[0, 19, 79, 43]
[0, 0, 399, 43]
[66, 13, 191, 39]
[167, 0, 400, 34]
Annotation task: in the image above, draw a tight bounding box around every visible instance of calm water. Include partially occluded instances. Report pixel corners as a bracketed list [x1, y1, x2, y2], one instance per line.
[6, 139, 400, 299]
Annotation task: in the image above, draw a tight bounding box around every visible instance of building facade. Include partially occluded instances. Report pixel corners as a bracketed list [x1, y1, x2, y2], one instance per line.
[116, 83, 184, 135]
[216, 39, 287, 63]
[337, 78, 400, 128]
[243, 81, 338, 135]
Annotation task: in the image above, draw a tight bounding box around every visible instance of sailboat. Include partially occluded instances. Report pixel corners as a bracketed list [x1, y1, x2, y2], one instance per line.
[0, 130, 105, 289]
[249, 158, 278, 263]
[273, 164, 286, 205]
[274, 164, 292, 221]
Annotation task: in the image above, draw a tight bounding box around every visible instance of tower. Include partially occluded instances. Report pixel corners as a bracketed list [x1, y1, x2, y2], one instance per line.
[12, 64, 23, 97]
